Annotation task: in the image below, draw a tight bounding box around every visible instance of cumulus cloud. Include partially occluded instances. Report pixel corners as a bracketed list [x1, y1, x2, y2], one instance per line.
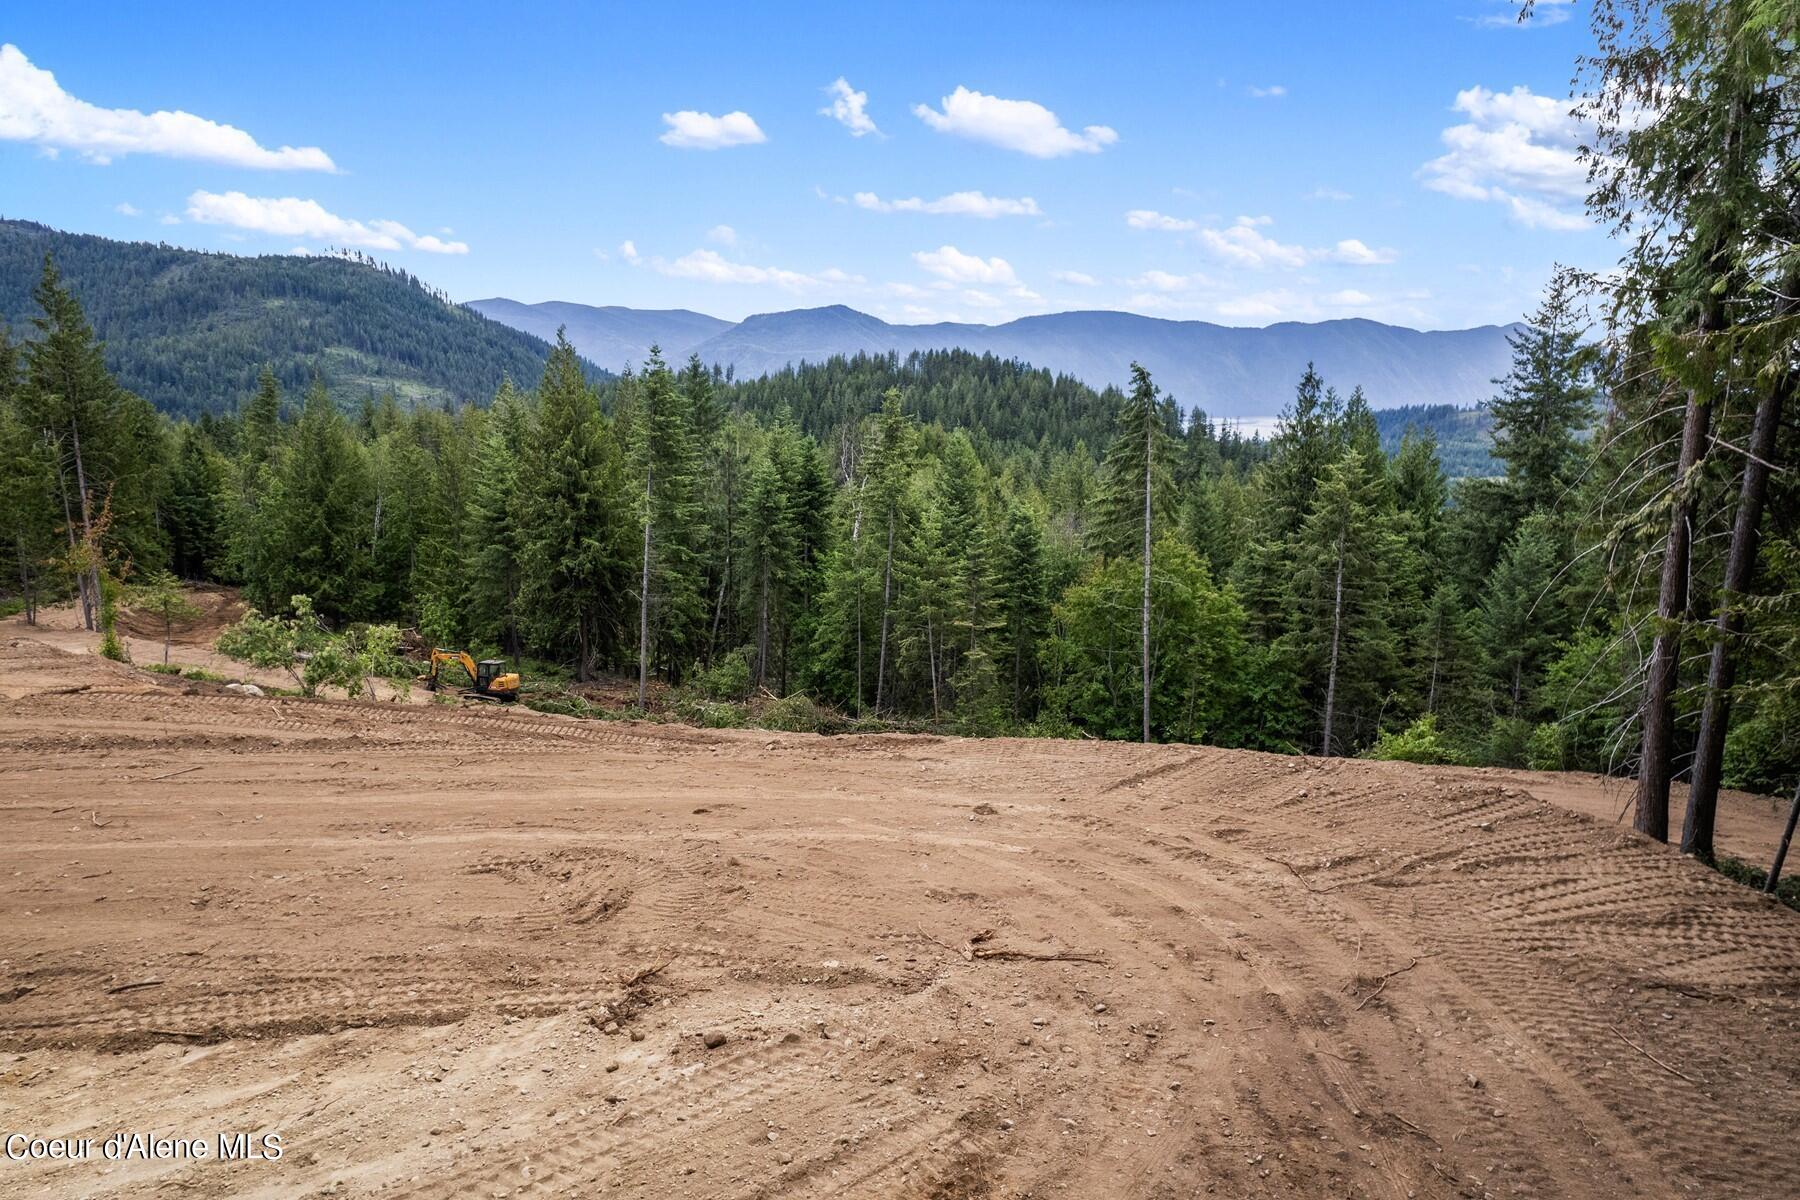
[0, 44, 335, 170]
[912, 244, 1019, 285]
[1328, 238, 1398, 265]
[1053, 270, 1099, 286]
[1247, 84, 1287, 98]
[1419, 84, 1589, 230]
[114, 201, 139, 216]
[1126, 209, 1198, 232]
[854, 190, 1041, 218]
[1127, 269, 1210, 293]
[913, 86, 1116, 158]
[1196, 216, 1310, 269]
[820, 77, 879, 137]
[706, 224, 737, 245]
[659, 109, 766, 149]
[1309, 186, 1353, 202]
[619, 239, 641, 264]
[184, 191, 469, 254]
[637, 246, 860, 292]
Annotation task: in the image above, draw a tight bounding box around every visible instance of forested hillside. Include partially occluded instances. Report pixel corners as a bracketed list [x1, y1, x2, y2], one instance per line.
[0, 219, 573, 416]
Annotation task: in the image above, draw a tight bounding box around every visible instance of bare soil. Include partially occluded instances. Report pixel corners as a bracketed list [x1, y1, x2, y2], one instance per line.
[1, 632, 1796, 1200]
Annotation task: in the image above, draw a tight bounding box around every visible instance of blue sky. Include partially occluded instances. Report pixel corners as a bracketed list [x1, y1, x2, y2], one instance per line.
[2, 1, 1613, 330]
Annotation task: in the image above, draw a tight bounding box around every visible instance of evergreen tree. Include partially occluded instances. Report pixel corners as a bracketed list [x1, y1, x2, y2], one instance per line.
[992, 502, 1050, 719]
[1480, 514, 1565, 719]
[629, 347, 705, 705]
[1490, 275, 1595, 516]
[523, 331, 630, 679]
[1281, 449, 1402, 755]
[263, 378, 373, 620]
[464, 380, 530, 660]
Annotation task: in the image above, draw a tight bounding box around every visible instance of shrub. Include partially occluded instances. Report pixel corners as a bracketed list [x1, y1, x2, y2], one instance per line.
[757, 694, 836, 734]
[692, 646, 755, 702]
[1364, 715, 1463, 765]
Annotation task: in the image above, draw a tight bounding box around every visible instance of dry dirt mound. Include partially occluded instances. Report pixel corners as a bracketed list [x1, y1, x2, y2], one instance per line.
[115, 583, 246, 644]
[0, 636, 1795, 1200]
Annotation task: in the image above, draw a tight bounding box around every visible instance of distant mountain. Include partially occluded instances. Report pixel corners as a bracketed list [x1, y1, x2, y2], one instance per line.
[0, 219, 586, 417]
[465, 298, 731, 374]
[470, 299, 1521, 418]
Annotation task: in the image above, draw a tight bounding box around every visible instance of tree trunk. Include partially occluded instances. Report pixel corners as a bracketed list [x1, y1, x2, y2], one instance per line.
[1635, 373, 1715, 841]
[1321, 531, 1346, 757]
[70, 422, 100, 632]
[926, 608, 940, 720]
[1683, 367, 1788, 856]
[163, 614, 172, 665]
[755, 559, 770, 690]
[875, 510, 896, 714]
[638, 464, 654, 711]
[1141, 411, 1153, 744]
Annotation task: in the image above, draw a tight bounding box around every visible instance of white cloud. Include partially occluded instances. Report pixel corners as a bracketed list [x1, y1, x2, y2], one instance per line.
[659, 110, 766, 150]
[0, 44, 335, 170]
[912, 245, 1019, 285]
[1247, 84, 1287, 98]
[820, 77, 879, 137]
[1323, 288, 1375, 306]
[1329, 238, 1398, 265]
[912, 86, 1116, 158]
[1474, 0, 1573, 28]
[1126, 209, 1198, 232]
[619, 239, 640, 263]
[1309, 186, 1353, 202]
[184, 191, 469, 254]
[706, 224, 737, 245]
[854, 190, 1041, 218]
[1197, 215, 1311, 269]
[643, 247, 860, 292]
[158, 212, 180, 226]
[1419, 84, 1590, 229]
[1127, 269, 1209, 293]
[1053, 270, 1099, 286]
[114, 201, 139, 217]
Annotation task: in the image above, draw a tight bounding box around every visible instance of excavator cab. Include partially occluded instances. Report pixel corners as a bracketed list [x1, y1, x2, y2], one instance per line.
[424, 648, 521, 703]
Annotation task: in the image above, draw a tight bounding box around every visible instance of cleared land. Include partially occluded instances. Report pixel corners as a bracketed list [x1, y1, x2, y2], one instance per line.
[1, 631, 1796, 1199]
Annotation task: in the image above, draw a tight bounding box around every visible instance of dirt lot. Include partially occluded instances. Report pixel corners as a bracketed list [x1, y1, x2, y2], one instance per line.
[1, 633, 1797, 1200]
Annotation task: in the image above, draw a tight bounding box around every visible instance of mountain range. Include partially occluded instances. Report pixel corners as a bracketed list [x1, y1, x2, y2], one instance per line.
[470, 298, 1521, 418]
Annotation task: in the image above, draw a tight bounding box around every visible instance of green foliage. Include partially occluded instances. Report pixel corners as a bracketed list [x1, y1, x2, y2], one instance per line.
[692, 645, 755, 702]
[0, 219, 582, 417]
[216, 595, 330, 691]
[1047, 538, 1248, 743]
[1365, 715, 1464, 765]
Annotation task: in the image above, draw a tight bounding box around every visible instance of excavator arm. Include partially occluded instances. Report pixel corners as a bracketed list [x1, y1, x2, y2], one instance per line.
[425, 649, 480, 692]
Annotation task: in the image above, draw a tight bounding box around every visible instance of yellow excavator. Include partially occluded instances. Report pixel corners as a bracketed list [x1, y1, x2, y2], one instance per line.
[423, 649, 521, 703]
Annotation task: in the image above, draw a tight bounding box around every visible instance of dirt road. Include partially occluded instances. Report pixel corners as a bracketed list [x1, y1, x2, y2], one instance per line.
[2, 635, 1796, 1199]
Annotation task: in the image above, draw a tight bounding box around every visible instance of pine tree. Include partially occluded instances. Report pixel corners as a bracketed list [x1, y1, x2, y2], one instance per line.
[992, 502, 1049, 719]
[864, 389, 916, 713]
[1092, 364, 1177, 740]
[465, 380, 530, 661]
[265, 378, 373, 621]
[1282, 449, 1401, 755]
[1479, 514, 1565, 718]
[523, 331, 630, 679]
[164, 425, 225, 579]
[629, 347, 705, 706]
[1490, 276, 1595, 515]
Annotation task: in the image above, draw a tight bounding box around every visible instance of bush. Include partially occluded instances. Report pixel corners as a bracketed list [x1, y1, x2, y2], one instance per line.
[681, 699, 748, 728]
[1364, 715, 1463, 765]
[143, 662, 182, 675]
[691, 646, 755, 702]
[1474, 716, 1535, 768]
[1723, 693, 1800, 795]
[756, 694, 837, 734]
